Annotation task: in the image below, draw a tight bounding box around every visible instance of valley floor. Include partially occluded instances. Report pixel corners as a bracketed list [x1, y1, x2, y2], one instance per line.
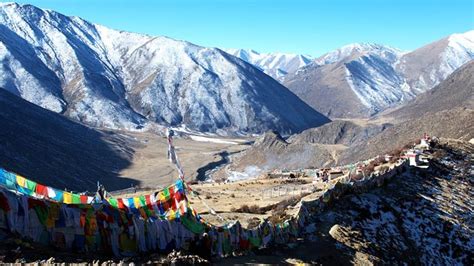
[114, 131, 251, 189]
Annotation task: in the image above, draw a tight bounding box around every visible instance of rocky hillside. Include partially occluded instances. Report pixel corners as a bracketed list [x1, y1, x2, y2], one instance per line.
[321, 139, 473, 264]
[219, 139, 473, 265]
[339, 107, 474, 165]
[288, 120, 391, 146]
[386, 60, 474, 121]
[0, 89, 139, 191]
[0, 3, 329, 134]
[221, 131, 342, 176]
[341, 60, 474, 163]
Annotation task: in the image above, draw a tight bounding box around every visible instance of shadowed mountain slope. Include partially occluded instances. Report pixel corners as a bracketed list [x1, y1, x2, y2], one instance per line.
[0, 89, 139, 191]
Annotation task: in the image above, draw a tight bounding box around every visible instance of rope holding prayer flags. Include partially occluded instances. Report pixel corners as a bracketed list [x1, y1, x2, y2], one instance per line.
[166, 128, 185, 180]
[165, 128, 227, 222]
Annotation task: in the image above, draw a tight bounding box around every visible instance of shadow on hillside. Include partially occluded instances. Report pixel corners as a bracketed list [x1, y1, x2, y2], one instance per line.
[0, 89, 139, 192]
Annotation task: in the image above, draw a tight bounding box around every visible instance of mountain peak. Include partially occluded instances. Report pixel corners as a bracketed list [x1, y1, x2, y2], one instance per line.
[447, 30, 474, 48]
[315, 42, 402, 66]
[0, 2, 19, 7]
[223, 48, 313, 81]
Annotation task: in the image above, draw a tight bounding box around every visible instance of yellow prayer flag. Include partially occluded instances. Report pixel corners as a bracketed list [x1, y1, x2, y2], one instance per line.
[158, 192, 166, 202]
[133, 197, 142, 208]
[166, 209, 176, 220]
[63, 192, 72, 204]
[16, 175, 26, 187]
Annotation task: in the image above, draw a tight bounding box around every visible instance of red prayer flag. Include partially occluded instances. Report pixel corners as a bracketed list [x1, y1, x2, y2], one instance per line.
[80, 195, 88, 204]
[117, 198, 126, 210]
[168, 186, 175, 199]
[35, 184, 48, 197]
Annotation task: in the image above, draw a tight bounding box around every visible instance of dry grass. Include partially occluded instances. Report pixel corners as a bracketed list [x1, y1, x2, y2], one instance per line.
[234, 204, 265, 214]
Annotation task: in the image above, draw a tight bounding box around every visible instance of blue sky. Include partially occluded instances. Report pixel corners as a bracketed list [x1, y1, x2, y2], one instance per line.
[9, 0, 474, 56]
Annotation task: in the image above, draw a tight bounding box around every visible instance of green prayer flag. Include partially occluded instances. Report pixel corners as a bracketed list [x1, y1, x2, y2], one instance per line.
[108, 198, 118, 208]
[249, 236, 262, 248]
[72, 193, 81, 204]
[33, 205, 48, 225]
[163, 188, 170, 200]
[139, 196, 147, 206]
[25, 179, 37, 193]
[139, 196, 153, 217]
[181, 215, 205, 234]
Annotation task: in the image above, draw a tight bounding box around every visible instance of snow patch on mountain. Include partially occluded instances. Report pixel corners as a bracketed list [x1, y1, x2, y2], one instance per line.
[223, 48, 312, 81]
[438, 30, 474, 81]
[315, 43, 403, 66]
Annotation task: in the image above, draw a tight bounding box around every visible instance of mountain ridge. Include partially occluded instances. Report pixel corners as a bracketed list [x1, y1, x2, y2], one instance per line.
[223, 48, 313, 81]
[226, 31, 474, 119]
[0, 2, 329, 135]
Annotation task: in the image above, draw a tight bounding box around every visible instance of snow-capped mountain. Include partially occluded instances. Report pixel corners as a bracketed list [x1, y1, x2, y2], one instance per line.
[223, 48, 312, 81]
[0, 2, 329, 134]
[313, 43, 402, 66]
[284, 43, 407, 118]
[396, 30, 474, 94]
[283, 31, 474, 118]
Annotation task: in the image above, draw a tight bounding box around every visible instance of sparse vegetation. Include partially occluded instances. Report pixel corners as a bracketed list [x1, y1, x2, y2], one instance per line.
[269, 209, 288, 224]
[234, 204, 265, 214]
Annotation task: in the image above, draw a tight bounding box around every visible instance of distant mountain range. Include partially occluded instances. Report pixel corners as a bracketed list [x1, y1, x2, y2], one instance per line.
[229, 59, 474, 172]
[1, 2, 472, 135]
[0, 2, 329, 134]
[223, 48, 312, 81]
[228, 32, 474, 119]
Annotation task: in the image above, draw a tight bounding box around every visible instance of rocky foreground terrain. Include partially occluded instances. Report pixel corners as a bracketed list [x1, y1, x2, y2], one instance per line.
[321, 139, 473, 264]
[0, 138, 471, 265]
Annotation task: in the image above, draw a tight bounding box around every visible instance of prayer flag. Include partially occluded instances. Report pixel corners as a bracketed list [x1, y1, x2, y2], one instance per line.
[163, 188, 170, 201]
[25, 179, 37, 192]
[47, 187, 56, 199]
[72, 193, 81, 204]
[36, 184, 48, 197]
[4, 171, 16, 190]
[80, 195, 88, 204]
[52, 189, 63, 202]
[175, 179, 184, 192]
[63, 192, 72, 204]
[16, 175, 26, 187]
[108, 198, 118, 208]
[133, 197, 141, 208]
[117, 198, 126, 210]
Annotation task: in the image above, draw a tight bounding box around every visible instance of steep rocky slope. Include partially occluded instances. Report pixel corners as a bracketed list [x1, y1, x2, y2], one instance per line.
[397, 30, 474, 93]
[386, 60, 474, 121]
[341, 60, 474, 163]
